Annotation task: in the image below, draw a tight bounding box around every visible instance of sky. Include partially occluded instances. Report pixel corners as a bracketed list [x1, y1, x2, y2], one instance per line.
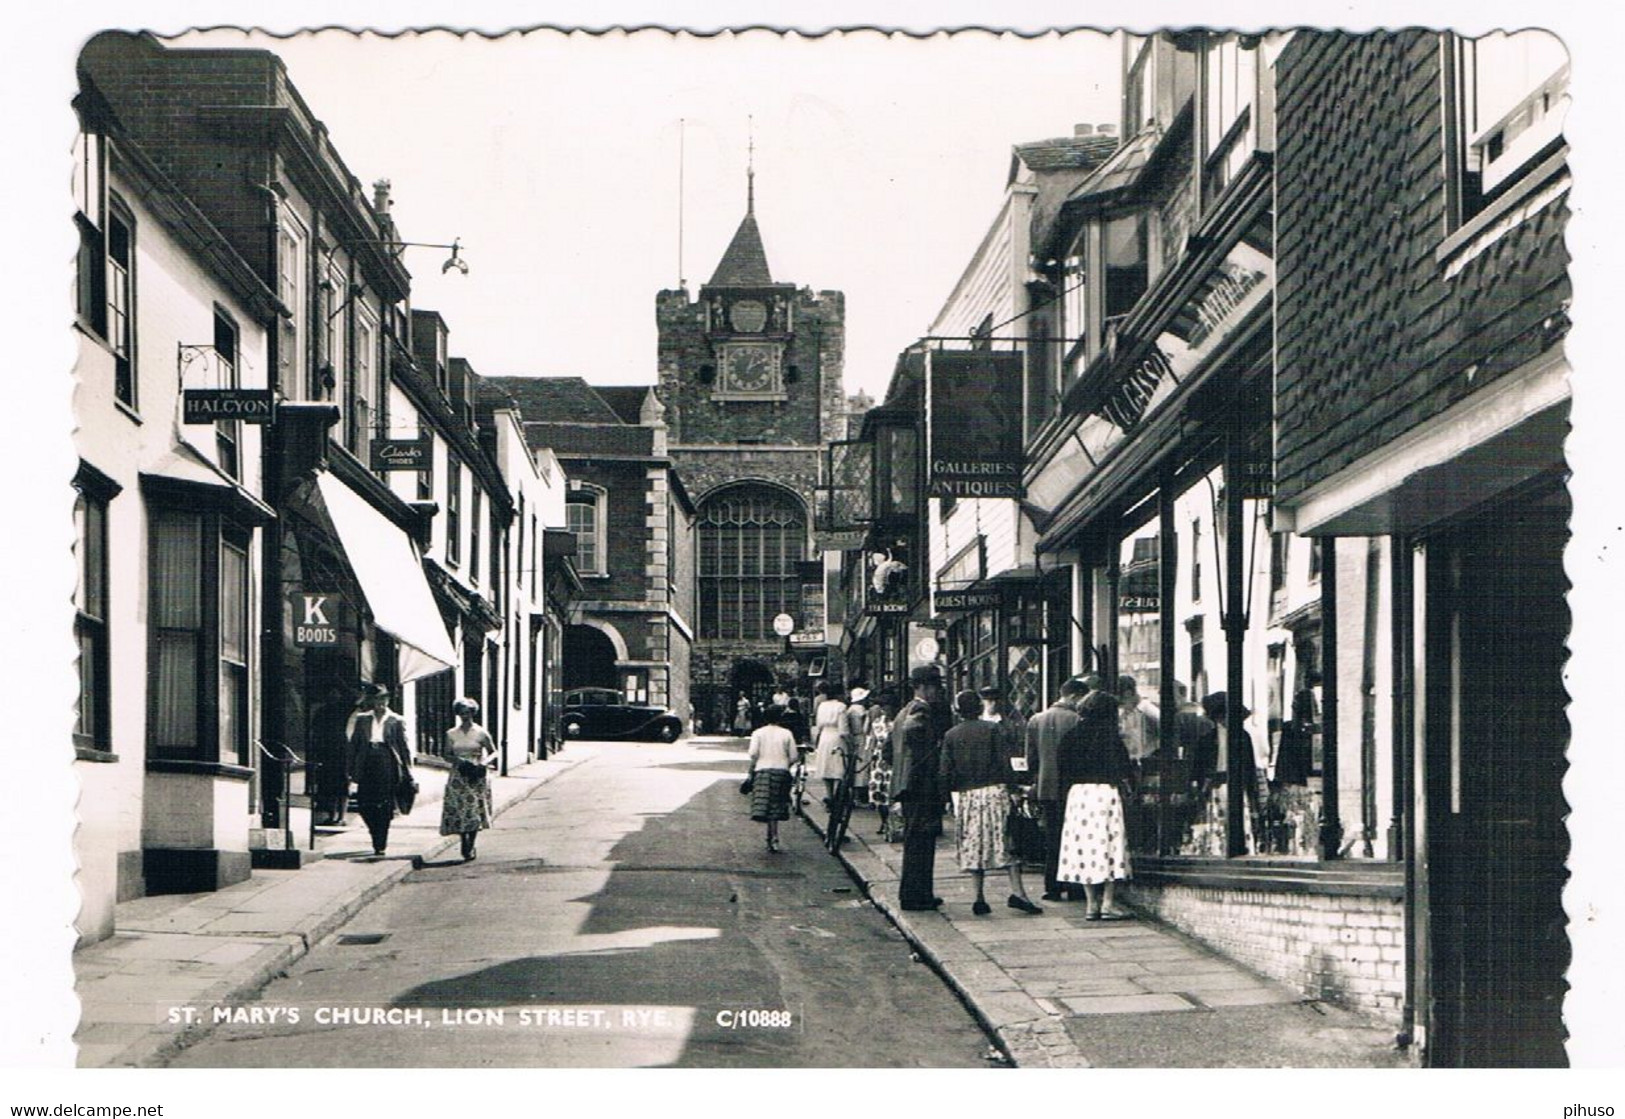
[166, 26, 1122, 401]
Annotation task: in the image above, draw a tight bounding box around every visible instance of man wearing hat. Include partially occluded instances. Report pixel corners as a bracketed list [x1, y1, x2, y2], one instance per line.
[890, 664, 953, 910]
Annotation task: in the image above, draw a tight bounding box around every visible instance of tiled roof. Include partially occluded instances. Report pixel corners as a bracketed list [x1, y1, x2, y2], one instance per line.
[485, 376, 624, 425]
[1013, 134, 1120, 175]
[1065, 124, 1163, 208]
[595, 385, 652, 425]
[709, 211, 773, 286]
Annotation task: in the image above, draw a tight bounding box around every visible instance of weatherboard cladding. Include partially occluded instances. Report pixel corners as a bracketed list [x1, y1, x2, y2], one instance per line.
[1272, 32, 1569, 504]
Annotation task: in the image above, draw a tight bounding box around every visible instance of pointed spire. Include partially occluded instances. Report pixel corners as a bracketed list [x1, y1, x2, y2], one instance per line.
[709, 123, 773, 286]
[746, 116, 755, 216]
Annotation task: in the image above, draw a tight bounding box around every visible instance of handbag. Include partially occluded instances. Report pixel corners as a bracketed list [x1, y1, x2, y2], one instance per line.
[395, 778, 418, 815]
[739, 773, 755, 795]
[455, 758, 486, 782]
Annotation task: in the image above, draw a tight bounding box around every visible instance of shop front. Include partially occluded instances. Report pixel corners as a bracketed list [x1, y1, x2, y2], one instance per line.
[264, 407, 459, 855]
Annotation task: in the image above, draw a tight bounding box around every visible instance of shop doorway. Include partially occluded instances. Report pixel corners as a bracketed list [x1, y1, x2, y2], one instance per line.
[563, 624, 618, 691]
[1421, 482, 1568, 1066]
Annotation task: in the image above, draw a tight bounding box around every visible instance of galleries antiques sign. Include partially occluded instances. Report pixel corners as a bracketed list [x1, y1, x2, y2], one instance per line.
[926, 350, 1025, 499]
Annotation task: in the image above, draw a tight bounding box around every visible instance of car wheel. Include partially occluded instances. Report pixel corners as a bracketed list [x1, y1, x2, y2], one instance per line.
[656, 722, 679, 743]
[562, 719, 585, 738]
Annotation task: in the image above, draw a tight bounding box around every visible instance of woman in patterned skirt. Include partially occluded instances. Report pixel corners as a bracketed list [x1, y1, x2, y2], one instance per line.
[939, 690, 1043, 917]
[747, 705, 798, 852]
[864, 692, 897, 838]
[440, 698, 496, 861]
[1056, 679, 1134, 919]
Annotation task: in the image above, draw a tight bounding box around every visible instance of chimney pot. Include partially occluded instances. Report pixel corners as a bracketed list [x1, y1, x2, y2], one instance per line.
[372, 178, 393, 213]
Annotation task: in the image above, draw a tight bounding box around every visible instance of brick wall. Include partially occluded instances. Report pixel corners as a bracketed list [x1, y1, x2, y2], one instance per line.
[655, 287, 843, 448]
[1123, 882, 1405, 1021]
[1273, 31, 1570, 502]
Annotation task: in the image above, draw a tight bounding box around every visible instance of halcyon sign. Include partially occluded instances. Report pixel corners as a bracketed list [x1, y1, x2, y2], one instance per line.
[926, 350, 1025, 498]
[292, 591, 342, 647]
[182, 389, 274, 424]
[371, 438, 433, 472]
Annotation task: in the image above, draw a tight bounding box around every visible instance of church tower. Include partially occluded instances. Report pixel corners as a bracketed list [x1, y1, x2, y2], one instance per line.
[656, 158, 846, 730]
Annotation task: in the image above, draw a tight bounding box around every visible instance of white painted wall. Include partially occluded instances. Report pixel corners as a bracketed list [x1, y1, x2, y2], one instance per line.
[72, 155, 272, 941]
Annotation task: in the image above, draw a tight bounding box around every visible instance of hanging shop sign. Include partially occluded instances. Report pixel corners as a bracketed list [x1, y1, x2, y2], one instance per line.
[182, 388, 274, 424]
[864, 536, 913, 616]
[814, 529, 868, 553]
[370, 438, 433, 472]
[926, 349, 1025, 498]
[935, 587, 1004, 613]
[291, 591, 343, 646]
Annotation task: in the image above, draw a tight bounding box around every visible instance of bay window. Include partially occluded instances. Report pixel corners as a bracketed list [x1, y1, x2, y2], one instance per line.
[1449, 31, 1569, 221]
[148, 508, 253, 765]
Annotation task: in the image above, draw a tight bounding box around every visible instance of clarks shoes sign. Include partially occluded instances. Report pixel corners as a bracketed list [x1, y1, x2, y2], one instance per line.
[182, 389, 275, 424]
[370, 438, 433, 471]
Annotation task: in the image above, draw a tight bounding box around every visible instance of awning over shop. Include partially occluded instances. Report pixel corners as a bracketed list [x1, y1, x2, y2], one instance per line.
[315, 472, 457, 683]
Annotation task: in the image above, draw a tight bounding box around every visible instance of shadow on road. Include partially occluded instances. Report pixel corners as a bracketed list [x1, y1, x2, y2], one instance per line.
[388, 774, 989, 1067]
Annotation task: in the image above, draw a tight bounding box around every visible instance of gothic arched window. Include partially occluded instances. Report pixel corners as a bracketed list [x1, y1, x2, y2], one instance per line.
[698, 484, 806, 640]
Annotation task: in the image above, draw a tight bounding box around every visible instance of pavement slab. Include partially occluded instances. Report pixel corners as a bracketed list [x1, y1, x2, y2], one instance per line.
[72, 751, 590, 1068]
[818, 802, 1413, 1068]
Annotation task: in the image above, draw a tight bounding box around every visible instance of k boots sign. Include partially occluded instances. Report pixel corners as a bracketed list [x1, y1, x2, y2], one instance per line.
[926, 350, 1025, 498]
[292, 591, 342, 647]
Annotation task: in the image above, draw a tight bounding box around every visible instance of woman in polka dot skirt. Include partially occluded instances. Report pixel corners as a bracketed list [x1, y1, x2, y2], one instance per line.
[1055, 677, 1134, 920]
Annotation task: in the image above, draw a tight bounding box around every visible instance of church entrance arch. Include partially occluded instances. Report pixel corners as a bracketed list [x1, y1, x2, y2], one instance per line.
[563, 624, 619, 691]
[731, 659, 777, 731]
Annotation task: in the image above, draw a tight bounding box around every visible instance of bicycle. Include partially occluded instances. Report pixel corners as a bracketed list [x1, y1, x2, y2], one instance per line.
[824, 741, 865, 852]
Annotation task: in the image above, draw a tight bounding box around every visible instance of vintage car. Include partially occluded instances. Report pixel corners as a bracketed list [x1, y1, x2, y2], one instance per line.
[559, 687, 684, 742]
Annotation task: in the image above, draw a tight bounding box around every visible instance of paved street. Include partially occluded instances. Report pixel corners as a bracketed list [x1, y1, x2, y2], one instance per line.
[162, 739, 993, 1068]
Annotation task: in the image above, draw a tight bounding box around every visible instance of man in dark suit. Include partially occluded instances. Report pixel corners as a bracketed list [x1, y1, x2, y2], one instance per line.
[1025, 677, 1087, 901]
[890, 664, 952, 910]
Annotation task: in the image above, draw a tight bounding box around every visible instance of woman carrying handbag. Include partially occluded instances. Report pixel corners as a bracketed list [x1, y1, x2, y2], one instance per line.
[441, 697, 497, 861]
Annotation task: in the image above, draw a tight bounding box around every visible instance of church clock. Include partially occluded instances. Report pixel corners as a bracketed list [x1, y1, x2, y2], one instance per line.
[716, 341, 783, 399]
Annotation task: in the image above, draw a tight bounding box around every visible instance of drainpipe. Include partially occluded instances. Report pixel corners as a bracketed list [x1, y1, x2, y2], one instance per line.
[1318, 537, 1341, 859]
[1224, 424, 1247, 858]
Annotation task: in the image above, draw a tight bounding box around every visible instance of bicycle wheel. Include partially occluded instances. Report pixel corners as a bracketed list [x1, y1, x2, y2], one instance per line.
[826, 781, 852, 852]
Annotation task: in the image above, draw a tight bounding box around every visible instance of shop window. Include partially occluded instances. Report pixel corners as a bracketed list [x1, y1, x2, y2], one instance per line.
[1043, 569, 1073, 704]
[148, 509, 253, 765]
[1450, 31, 1569, 220]
[567, 485, 605, 576]
[106, 200, 135, 409]
[73, 479, 113, 753]
[213, 309, 241, 480]
[415, 667, 455, 758]
[445, 456, 462, 566]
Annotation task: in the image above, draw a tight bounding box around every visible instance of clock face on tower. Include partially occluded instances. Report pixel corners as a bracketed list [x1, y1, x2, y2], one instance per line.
[718, 343, 781, 397]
